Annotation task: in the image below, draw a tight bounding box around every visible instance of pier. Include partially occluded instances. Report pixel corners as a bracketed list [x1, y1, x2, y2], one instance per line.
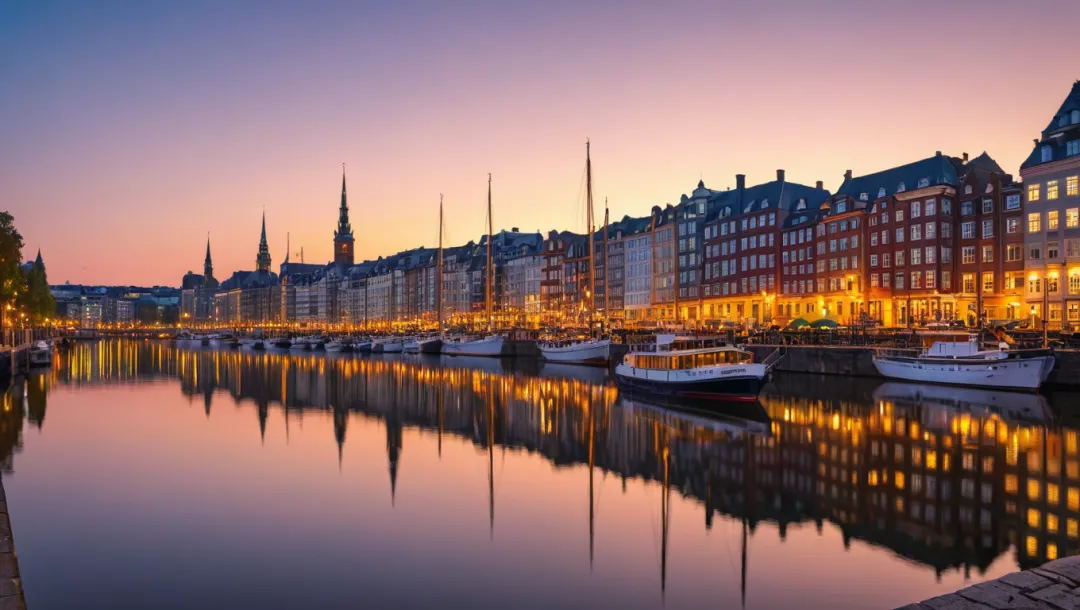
[899, 557, 1080, 610]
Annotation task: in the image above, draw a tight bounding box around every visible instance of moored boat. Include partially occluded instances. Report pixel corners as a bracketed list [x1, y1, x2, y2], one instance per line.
[442, 335, 505, 357]
[417, 336, 443, 354]
[353, 340, 373, 353]
[539, 338, 610, 365]
[615, 335, 775, 402]
[289, 337, 310, 351]
[373, 337, 404, 353]
[403, 338, 420, 354]
[324, 338, 352, 352]
[269, 337, 291, 350]
[871, 332, 1054, 391]
[29, 340, 53, 367]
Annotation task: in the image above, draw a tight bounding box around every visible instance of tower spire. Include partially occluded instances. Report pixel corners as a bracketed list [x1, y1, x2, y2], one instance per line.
[256, 211, 272, 272]
[204, 233, 213, 280]
[334, 164, 355, 266]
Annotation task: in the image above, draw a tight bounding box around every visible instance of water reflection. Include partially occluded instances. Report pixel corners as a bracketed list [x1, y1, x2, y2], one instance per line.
[8, 339, 1080, 607]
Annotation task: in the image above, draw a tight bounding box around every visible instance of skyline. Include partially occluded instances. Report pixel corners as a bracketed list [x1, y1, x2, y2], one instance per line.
[3, 1, 1080, 286]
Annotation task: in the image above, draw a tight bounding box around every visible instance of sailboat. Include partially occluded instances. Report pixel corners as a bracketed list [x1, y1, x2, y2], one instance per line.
[540, 140, 610, 365]
[419, 195, 445, 354]
[443, 175, 506, 357]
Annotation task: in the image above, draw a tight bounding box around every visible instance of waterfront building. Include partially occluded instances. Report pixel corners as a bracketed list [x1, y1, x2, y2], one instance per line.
[503, 245, 543, 326]
[650, 204, 676, 323]
[541, 231, 571, 325]
[1021, 80, 1080, 330]
[778, 197, 823, 321]
[675, 181, 714, 323]
[563, 234, 589, 325]
[812, 193, 867, 325]
[604, 217, 631, 327]
[622, 219, 652, 324]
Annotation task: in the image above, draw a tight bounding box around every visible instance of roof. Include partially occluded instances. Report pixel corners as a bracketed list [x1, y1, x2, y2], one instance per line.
[836, 153, 961, 200]
[219, 270, 278, 292]
[1021, 81, 1080, 171]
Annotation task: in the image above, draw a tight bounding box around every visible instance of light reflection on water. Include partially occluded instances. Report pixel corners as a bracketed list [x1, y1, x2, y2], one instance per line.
[2, 339, 1079, 609]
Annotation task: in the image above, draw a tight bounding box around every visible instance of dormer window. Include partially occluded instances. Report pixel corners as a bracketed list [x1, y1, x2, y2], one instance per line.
[796, 199, 806, 211]
[918, 178, 930, 188]
[837, 201, 847, 214]
[897, 182, 905, 193]
[859, 192, 868, 201]
[964, 184, 972, 195]
[877, 187, 886, 198]
[1042, 145, 1053, 163]
[1061, 115, 1070, 128]
[760, 199, 769, 208]
[985, 183, 994, 194]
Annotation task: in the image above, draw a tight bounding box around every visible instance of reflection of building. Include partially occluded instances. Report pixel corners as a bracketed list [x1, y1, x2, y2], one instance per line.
[44, 340, 1080, 574]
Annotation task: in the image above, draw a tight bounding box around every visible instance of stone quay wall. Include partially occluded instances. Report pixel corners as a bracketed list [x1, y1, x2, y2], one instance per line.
[899, 556, 1080, 609]
[0, 478, 25, 610]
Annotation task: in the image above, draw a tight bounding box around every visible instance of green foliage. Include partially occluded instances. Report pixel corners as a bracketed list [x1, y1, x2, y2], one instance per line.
[19, 259, 55, 323]
[0, 213, 26, 324]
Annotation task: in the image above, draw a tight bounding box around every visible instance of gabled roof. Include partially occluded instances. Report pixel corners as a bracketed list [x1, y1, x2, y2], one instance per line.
[1021, 81, 1080, 171]
[837, 153, 960, 201]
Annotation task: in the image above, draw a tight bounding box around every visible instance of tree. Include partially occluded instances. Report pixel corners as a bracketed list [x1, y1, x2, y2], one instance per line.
[0, 213, 26, 330]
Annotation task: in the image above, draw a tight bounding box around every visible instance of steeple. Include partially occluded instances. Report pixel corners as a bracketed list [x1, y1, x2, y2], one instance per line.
[203, 234, 214, 280]
[334, 164, 355, 266]
[256, 211, 272, 273]
[34, 248, 43, 270]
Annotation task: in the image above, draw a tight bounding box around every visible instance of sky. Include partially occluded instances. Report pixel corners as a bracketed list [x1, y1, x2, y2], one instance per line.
[2, 0, 1079, 286]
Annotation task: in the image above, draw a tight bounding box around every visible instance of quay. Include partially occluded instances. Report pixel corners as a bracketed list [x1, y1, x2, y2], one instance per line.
[0, 477, 25, 610]
[899, 557, 1080, 610]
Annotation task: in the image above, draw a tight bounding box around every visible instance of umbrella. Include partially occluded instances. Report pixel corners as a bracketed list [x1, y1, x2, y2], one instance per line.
[810, 318, 838, 329]
[787, 318, 810, 329]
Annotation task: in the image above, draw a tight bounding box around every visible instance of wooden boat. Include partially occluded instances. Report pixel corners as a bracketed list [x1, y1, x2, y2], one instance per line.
[615, 335, 778, 402]
[871, 331, 1054, 391]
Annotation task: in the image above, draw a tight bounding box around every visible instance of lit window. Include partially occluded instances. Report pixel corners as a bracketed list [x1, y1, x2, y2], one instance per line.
[1050, 210, 1060, 230]
[1049, 181, 1060, 200]
[1029, 480, 1042, 501]
[1029, 508, 1041, 528]
[1069, 176, 1079, 197]
[1026, 535, 1039, 557]
[1029, 213, 1042, 233]
[1029, 184, 1041, 202]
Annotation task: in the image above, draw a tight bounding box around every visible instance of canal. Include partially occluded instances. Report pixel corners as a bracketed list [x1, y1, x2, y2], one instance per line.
[4, 339, 1079, 609]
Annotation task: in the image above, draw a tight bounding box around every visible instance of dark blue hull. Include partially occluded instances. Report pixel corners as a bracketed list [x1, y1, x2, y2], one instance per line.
[615, 373, 763, 402]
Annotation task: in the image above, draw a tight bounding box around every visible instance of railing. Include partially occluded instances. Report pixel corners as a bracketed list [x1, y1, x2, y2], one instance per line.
[760, 348, 784, 372]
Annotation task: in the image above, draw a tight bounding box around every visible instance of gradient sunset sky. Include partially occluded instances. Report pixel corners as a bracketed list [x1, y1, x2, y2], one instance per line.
[3, 0, 1079, 286]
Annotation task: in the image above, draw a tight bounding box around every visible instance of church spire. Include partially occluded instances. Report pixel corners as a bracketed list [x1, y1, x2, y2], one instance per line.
[204, 234, 213, 280]
[333, 164, 355, 266]
[256, 210, 272, 272]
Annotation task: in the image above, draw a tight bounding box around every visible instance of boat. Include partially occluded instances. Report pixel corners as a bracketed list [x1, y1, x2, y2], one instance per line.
[442, 335, 505, 357]
[324, 338, 352, 352]
[442, 175, 504, 357]
[614, 334, 777, 402]
[540, 338, 611, 365]
[538, 141, 611, 366]
[871, 331, 1055, 391]
[403, 339, 420, 354]
[871, 382, 1053, 425]
[208, 333, 236, 348]
[29, 340, 52, 367]
[269, 337, 292, 350]
[239, 337, 266, 350]
[289, 337, 311, 351]
[418, 336, 443, 354]
[353, 340, 373, 353]
[373, 338, 404, 353]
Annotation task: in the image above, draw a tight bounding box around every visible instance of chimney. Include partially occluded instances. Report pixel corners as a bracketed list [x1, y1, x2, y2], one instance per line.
[844, 169, 853, 182]
[777, 169, 785, 182]
[962, 152, 969, 163]
[935, 150, 942, 157]
[816, 180, 824, 190]
[736, 174, 746, 208]
[511, 227, 519, 232]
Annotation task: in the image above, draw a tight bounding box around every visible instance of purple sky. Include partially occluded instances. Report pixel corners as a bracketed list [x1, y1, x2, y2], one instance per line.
[2, 0, 1078, 286]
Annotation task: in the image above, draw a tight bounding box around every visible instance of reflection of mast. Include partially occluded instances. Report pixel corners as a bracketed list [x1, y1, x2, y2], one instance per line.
[661, 441, 670, 601]
[437, 380, 444, 458]
[741, 516, 748, 609]
[438, 195, 444, 338]
[488, 375, 495, 539]
[334, 407, 346, 470]
[588, 399, 595, 570]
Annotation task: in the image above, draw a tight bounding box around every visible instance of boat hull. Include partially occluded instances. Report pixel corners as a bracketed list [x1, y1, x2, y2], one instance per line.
[418, 338, 443, 354]
[29, 345, 52, 367]
[374, 341, 404, 353]
[442, 336, 505, 357]
[539, 340, 610, 365]
[614, 362, 767, 401]
[403, 341, 419, 354]
[872, 355, 1055, 391]
[324, 342, 350, 353]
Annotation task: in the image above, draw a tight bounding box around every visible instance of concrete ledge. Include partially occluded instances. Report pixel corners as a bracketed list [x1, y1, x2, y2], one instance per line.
[0, 479, 25, 610]
[899, 556, 1080, 609]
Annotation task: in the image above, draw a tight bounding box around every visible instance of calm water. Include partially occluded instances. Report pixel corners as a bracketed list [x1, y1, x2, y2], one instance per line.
[3, 340, 1079, 609]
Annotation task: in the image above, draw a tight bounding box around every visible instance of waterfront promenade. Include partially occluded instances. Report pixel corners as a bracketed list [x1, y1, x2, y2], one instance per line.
[900, 557, 1080, 610]
[0, 478, 25, 610]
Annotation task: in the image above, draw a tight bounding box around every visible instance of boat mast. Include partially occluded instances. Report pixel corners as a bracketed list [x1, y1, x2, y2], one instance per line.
[603, 198, 610, 333]
[438, 195, 444, 338]
[486, 173, 494, 334]
[586, 140, 596, 334]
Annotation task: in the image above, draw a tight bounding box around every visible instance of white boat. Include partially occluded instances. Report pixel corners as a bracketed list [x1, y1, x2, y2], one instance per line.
[353, 340, 373, 353]
[615, 335, 777, 402]
[442, 335, 505, 357]
[403, 339, 420, 354]
[239, 338, 266, 350]
[289, 337, 310, 351]
[373, 338, 404, 353]
[539, 338, 610, 365]
[871, 332, 1055, 391]
[208, 333, 236, 348]
[324, 339, 352, 352]
[29, 341, 52, 367]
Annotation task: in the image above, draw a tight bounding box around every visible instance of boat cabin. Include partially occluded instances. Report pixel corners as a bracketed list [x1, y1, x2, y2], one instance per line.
[625, 348, 753, 370]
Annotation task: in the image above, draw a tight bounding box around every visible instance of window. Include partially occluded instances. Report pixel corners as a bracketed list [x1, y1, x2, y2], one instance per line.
[895, 250, 904, 266]
[1069, 140, 1080, 157]
[911, 225, 922, 240]
[1069, 209, 1079, 228]
[1007, 244, 1023, 261]
[962, 222, 974, 239]
[1071, 274, 1080, 296]
[1029, 213, 1042, 233]
[925, 222, 936, 239]
[911, 248, 921, 265]
[1049, 241, 1059, 260]
[1069, 176, 1079, 197]
[926, 270, 935, 289]
[895, 273, 905, 290]
[883, 273, 891, 287]
[1049, 274, 1060, 293]
[1029, 184, 1041, 202]
[1007, 218, 1019, 234]
[1049, 181, 1060, 200]
[1030, 247, 1042, 260]
[1069, 239, 1080, 259]
[911, 271, 922, 289]
[982, 219, 993, 238]
[942, 271, 951, 289]
[941, 247, 951, 263]
[870, 254, 878, 267]
[925, 199, 936, 215]
[896, 210, 905, 222]
[961, 201, 974, 216]
[983, 246, 993, 263]
[883, 253, 891, 268]
[870, 233, 878, 246]
[983, 272, 994, 293]
[925, 246, 936, 264]
[871, 273, 879, 287]
[1006, 194, 1021, 210]
[963, 273, 975, 294]
[1042, 146, 1053, 163]
[962, 246, 975, 264]
[896, 227, 904, 243]
[911, 201, 921, 218]
[982, 199, 993, 214]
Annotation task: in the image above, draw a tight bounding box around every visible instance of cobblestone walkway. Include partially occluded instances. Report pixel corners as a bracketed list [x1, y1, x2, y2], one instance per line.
[899, 557, 1080, 610]
[0, 479, 25, 610]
